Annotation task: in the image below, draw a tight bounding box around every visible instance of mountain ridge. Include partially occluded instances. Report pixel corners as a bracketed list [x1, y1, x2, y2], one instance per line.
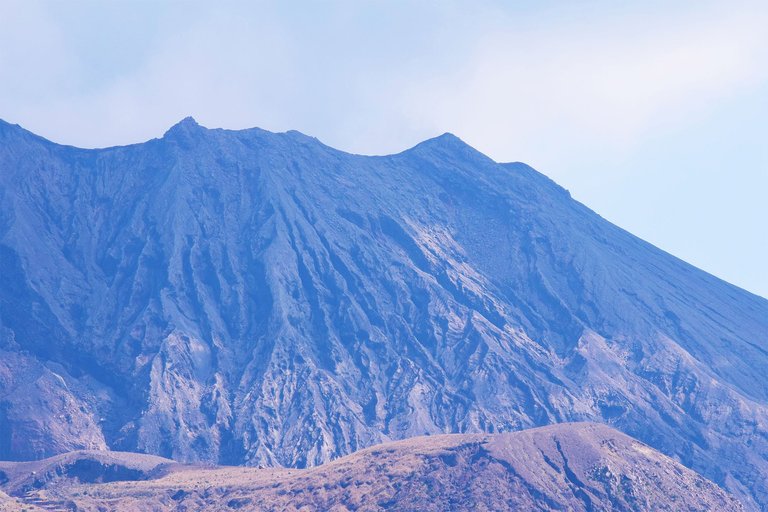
[1, 423, 745, 512]
[0, 118, 766, 509]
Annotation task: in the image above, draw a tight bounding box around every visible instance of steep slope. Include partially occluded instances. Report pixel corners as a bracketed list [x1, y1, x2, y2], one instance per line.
[0, 118, 766, 508]
[10, 423, 744, 511]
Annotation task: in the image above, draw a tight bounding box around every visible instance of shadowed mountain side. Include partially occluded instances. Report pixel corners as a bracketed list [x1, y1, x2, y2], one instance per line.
[7, 423, 742, 512]
[0, 118, 766, 508]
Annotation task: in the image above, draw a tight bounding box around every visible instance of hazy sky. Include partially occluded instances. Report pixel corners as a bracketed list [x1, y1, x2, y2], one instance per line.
[1, 0, 766, 297]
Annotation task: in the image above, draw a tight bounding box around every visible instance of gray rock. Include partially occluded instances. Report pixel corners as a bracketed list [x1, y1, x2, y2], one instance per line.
[0, 118, 766, 508]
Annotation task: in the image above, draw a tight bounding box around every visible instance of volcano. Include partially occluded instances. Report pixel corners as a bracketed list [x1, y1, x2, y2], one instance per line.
[0, 118, 765, 508]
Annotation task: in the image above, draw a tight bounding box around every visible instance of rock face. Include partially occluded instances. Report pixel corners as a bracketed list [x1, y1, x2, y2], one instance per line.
[0, 118, 766, 508]
[6, 423, 745, 512]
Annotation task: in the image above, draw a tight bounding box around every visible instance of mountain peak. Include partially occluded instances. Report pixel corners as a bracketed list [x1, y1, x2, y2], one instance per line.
[0, 118, 27, 137]
[0, 118, 53, 146]
[400, 132, 472, 154]
[421, 132, 465, 147]
[400, 131, 495, 166]
[163, 116, 203, 139]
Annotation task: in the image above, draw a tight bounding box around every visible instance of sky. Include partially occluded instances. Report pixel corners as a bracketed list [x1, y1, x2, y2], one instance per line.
[1, 0, 766, 298]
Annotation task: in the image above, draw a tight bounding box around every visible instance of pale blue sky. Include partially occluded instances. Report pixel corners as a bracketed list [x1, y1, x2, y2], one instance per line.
[1, 0, 766, 297]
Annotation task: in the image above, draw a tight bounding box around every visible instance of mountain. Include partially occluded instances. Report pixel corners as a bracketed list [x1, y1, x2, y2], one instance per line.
[2, 423, 744, 511]
[0, 118, 766, 508]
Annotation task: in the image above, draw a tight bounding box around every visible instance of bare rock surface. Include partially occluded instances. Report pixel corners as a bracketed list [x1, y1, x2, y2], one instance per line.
[6, 423, 742, 511]
[0, 118, 766, 508]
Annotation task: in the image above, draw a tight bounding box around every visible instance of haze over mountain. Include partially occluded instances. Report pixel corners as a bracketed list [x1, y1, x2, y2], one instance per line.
[0, 118, 766, 508]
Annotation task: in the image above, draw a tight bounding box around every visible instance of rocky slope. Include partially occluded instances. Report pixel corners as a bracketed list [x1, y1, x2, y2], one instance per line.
[0, 118, 766, 508]
[0, 450, 177, 497]
[0, 491, 36, 512]
[6, 423, 743, 511]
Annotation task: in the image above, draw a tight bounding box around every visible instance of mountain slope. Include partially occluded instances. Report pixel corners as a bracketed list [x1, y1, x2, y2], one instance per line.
[8, 423, 744, 511]
[0, 118, 766, 508]
[0, 450, 176, 497]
